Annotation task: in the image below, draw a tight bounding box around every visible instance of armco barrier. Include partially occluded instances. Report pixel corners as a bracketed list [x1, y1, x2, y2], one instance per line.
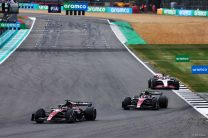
[38, 5, 48, 10]
[158, 8, 208, 17]
[19, 3, 38, 10]
[19, 3, 133, 14]
[107, 7, 132, 14]
[64, 2, 88, 11]
[163, 8, 177, 15]
[194, 10, 207, 17]
[177, 10, 193, 16]
[0, 22, 20, 29]
[87, 7, 107, 12]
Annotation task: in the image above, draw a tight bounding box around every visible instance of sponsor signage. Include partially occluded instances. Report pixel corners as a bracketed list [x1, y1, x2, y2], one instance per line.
[19, 3, 34, 8]
[107, 7, 132, 14]
[63, 2, 88, 11]
[0, 22, 20, 28]
[161, 8, 208, 17]
[178, 10, 193, 16]
[88, 7, 106, 12]
[163, 9, 177, 15]
[19, 3, 39, 10]
[192, 65, 208, 74]
[194, 10, 207, 17]
[48, 5, 61, 13]
[176, 55, 190, 62]
[39, 5, 48, 10]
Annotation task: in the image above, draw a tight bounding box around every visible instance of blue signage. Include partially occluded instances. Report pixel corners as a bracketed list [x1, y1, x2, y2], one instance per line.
[107, 7, 132, 14]
[19, 3, 35, 9]
[192, 65, 208, 74]
[178, 10, 193, 16]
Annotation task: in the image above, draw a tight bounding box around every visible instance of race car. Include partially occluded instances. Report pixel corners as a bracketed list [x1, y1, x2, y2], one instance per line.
[31, 100, 96, 124]
[122, 89, 168, 110]
[148, 73, 180, 90]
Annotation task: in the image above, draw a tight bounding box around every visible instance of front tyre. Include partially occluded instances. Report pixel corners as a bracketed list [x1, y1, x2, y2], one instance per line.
[122, 97, 131, 110]
[174, 80, 180, 90]
[34, 108, 46, 124]
[65, 109, 76, 123]
[159, 95, 168, 108]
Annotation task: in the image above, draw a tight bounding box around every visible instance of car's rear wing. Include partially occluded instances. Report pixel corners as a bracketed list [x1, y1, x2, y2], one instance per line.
[65, 100, 92, 107]
[144, 90, 163, 95]
[148, 91, 163, 95]
[75, 102, 92, 107]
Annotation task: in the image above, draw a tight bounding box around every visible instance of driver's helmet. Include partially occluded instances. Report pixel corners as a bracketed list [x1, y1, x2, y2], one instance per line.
[143, 89, 151, 98]
[144, 89, 149, 94]
[65, 100, 73, 108]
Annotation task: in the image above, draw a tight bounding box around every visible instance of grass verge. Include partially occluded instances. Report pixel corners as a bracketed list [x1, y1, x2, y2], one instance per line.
[129, 44, 208, 92]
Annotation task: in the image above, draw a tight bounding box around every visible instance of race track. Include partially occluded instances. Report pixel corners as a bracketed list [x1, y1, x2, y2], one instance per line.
[0, 14, 207, 138]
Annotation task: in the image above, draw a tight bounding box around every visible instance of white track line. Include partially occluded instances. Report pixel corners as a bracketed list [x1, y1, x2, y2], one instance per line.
[107, 19, 208, 119]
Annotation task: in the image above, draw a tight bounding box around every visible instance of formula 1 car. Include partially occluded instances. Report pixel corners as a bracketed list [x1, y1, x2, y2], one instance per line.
[122, 89, 168, 110]
[31, 100, 96, 124]
[148, 73, 180, 90]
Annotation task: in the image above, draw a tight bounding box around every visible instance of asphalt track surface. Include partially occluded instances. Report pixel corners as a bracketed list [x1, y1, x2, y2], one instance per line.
[0, 14, 207, 138]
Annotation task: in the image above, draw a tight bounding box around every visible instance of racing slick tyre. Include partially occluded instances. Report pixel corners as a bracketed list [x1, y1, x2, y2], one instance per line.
[174, 80, 180, 90]
[148, 79, 151, 88]
[158, 95, 168, 108]
[65, 109, 76, 123]
[34, 108, 46, 124]
[150, 79, 156, 89]
[84, 107, 96, 121]
[122, 97, 131, 110]
[152, 98, 159, 110]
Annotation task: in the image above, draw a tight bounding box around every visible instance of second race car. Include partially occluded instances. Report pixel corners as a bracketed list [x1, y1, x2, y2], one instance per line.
[122, 89, 168, 110]
[148, 73, 180, 90]
[31, 100, 96, 123]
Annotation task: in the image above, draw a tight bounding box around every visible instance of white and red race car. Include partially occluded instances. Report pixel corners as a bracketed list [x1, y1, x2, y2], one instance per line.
[148, 73, 180, 90]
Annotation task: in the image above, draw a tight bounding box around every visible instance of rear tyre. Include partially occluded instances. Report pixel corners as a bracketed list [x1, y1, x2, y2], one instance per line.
[122, 97, 131, 110]
[174, 80, 180, 90]
[85, 107, 96, 121]
[158, 95, 168, 108]
[34, 108, 46, 124]
[65, 109, 76, 123]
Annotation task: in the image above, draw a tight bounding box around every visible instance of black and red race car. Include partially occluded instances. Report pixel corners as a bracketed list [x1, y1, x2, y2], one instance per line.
[122, 89, 168, 110]
[148, 73, 180, 90]
[31, 100, 96, 123]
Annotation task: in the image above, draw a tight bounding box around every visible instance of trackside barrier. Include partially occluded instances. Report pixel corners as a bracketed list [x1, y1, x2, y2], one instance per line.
[0, 22, 21, 30]
[19, 3, 133, 14]
[64, 2, 88, 16]
[157, 8, 208, 17]
[18, 3, 38, 10]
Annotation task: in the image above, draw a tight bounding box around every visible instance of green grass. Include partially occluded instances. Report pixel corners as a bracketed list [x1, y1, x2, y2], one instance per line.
[129, 44, 208, 92]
